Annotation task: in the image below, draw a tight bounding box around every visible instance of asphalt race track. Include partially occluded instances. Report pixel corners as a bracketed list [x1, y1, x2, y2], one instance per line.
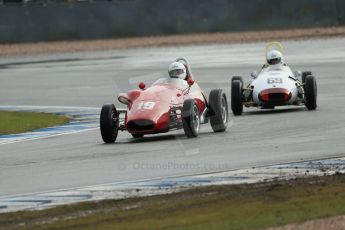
[1, 38, 345, 197]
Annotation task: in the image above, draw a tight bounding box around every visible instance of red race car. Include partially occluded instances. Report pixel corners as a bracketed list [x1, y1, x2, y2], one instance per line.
[100, 58, 228, 143]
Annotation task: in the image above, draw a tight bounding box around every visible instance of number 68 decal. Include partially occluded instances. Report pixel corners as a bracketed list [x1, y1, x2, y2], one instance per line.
[137, 101, 155, 110]
[267, 77, 283, 84]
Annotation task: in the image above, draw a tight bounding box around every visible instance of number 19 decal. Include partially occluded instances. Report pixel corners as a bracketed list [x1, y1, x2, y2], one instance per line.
[137, 101, 155, 110]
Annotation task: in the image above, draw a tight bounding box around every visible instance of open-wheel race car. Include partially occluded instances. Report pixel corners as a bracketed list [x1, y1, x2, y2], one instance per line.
[100, 58, 228, 143]
[231, 42, 317, 115]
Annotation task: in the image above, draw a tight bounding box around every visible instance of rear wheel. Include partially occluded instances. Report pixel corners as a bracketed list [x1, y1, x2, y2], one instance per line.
[182, 99, 200, 138]
[100, 104, 119, 143]
[231, 78, 243, 116]
[304, 75, 317, 110]
[209, 89, 228, 132]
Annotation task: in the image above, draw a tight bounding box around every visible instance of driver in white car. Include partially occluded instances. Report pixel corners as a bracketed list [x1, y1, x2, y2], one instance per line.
[261, 50, 287, 70]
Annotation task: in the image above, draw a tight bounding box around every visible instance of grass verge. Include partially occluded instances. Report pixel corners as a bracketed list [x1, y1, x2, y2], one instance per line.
[0, 111, 69, 135]
[1, 174, 345, 230]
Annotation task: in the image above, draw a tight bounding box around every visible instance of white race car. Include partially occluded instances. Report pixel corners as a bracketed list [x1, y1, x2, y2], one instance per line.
[231, 42, 317, 115]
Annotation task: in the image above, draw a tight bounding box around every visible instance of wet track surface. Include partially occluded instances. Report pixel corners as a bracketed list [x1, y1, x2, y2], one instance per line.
[0, 38, 345, 197]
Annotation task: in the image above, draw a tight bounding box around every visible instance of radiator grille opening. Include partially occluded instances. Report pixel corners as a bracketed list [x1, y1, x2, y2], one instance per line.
[127, 119, 155, 131]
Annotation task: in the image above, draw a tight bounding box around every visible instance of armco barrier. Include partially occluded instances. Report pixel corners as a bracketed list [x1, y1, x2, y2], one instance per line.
[336, 0, 345, 25]
[0, 0, 343, 43]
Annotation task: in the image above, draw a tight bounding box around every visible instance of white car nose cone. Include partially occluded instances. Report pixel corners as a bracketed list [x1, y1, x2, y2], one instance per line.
[258, 88, 292, 105]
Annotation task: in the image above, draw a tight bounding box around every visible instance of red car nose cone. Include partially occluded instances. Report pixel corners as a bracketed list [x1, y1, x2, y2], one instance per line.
[259, 88, 292, 104]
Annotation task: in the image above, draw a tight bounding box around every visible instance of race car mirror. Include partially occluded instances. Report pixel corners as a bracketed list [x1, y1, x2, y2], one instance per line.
[187, 78, 194, 86]
[118, 95, 131, 105]
[294, 70, 302, 78]
[138, 82, 146, 90]
[251, 71, 258, 79]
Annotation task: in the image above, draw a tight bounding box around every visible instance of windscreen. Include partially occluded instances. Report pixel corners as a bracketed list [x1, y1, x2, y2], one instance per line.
[152, 78, 188, 89]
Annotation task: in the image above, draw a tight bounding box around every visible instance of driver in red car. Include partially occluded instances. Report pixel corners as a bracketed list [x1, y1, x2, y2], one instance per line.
[168, 61, 194, 81]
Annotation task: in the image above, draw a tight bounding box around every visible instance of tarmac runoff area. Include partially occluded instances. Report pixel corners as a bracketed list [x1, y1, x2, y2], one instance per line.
[0, 37, 345, 212]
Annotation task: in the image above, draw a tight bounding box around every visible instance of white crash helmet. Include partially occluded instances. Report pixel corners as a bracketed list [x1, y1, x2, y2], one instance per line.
[168, 62, 187, 79]
[267, 50, 283, 65]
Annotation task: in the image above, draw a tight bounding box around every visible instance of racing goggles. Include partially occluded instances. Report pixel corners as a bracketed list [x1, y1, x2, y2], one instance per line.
[268, 57, 281, 65]
[169, 69, 185, 77]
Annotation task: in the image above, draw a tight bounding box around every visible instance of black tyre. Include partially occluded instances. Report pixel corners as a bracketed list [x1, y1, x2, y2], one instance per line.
[131, 133, 144, 138]
[302, 71, 312, 84]
[182, 99, 200, 138]
[209, 89, 228, 132]
[100, 104, 119, 143]
[231, 79, 243, 115]
[232, 76, 244, 86]
[304, 75, 317, 110]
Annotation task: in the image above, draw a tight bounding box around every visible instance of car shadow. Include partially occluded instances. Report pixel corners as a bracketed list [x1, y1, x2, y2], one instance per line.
[129, 134, 182, 143]
[243, 107, 306, 116]
[100, 130, 222, 145]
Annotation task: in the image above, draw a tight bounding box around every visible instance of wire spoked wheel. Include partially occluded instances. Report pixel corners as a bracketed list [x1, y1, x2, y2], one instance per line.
[182, 99, 200, 138]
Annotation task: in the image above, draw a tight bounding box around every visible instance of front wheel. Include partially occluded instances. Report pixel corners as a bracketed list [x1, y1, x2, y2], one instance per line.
[209, 89, 228, 132]
[232, 76, 243, 86]
[231, 79, 243, 115]
[100, 104, 119, 143]
[182, 99, 200, 138]
[302, 71, 312, 84]
[304, 75, 317, 110]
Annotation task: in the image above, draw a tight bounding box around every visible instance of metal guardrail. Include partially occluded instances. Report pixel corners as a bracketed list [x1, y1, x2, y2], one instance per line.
[1, 0, 113, 4]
